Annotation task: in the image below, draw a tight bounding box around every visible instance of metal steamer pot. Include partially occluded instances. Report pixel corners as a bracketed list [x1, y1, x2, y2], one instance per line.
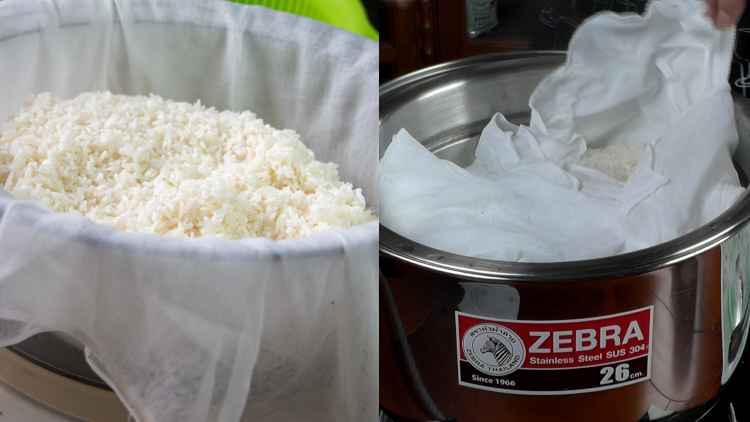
[379, 52, 750, 422]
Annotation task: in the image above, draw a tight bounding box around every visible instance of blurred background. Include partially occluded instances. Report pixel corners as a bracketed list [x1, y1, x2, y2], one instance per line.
[379, 0, 653, 82]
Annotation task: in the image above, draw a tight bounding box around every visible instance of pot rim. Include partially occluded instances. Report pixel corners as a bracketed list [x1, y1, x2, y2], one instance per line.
[379, 51, 750, 282]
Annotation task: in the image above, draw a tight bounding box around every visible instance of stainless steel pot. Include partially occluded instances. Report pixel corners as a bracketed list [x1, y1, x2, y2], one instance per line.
[379, 52, 750, 422]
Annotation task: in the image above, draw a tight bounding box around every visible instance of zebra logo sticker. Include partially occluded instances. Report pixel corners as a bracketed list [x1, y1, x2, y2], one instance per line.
[461, 323, 525, 377]
[456, 308, 653, 394]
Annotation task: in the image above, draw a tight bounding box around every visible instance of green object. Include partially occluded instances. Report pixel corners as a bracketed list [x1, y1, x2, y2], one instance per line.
[230, 0, 378, 40]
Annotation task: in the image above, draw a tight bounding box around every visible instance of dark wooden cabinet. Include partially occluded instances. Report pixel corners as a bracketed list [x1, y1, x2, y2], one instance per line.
[380, 0, 440, 81]
[379, 0, 649, 82]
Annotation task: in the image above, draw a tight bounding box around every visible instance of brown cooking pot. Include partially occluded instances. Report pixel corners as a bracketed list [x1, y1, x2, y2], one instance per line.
[379, 52, 750, 422]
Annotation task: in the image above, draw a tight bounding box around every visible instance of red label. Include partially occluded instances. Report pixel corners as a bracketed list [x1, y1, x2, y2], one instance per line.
[455, 306, 653, 395]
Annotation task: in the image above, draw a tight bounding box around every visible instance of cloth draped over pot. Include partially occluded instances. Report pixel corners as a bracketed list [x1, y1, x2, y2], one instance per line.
[380, 0, 744, 263]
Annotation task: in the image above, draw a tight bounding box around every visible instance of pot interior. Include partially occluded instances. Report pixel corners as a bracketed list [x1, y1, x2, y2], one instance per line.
[380, 52, 750, 182]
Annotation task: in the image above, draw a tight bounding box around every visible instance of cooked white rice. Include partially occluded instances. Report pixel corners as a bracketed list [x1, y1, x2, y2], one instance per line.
[579, 144, 641, 182]
[0, 92, 374, 240]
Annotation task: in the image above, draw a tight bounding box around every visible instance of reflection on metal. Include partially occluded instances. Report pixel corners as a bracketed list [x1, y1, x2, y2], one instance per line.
[735, 29, 750, 97]
[0, 348, 128, 421]
[416, 81, 468, 102]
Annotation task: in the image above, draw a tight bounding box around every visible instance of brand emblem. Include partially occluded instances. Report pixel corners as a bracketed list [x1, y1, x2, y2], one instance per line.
[461, 323, 525, 376]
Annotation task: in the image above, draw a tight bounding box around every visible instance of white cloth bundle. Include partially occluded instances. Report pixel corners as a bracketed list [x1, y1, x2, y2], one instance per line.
[381, 0, 744, 262]
[0, 1, 378, 421]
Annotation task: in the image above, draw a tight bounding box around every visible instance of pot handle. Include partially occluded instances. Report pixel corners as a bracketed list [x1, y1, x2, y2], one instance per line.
[380, 271, 456, 422]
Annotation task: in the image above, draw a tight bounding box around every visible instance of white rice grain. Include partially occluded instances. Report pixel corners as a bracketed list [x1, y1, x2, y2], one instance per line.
[0, 92, 374, 240]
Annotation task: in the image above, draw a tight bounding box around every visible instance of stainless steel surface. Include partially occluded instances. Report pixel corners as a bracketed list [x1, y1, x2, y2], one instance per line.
[380, 51, 750, 281]
[0, 348, 129, 421]
[10, 334, 105, 389]
[0, 379, 76, 422]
